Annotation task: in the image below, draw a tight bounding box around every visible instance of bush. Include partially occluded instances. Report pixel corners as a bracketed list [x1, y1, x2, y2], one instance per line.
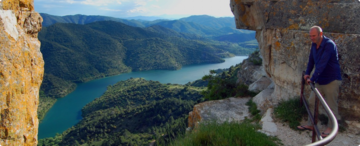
[170, 121, 281, 146]
[274, 97, 306, 129]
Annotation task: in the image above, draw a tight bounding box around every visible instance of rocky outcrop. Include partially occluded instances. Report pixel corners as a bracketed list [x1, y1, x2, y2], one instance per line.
[230, 0, 360, 119]
[236, 53, 264, 86]
[0, 0, 43, 145]
[188, 97, 250, 129]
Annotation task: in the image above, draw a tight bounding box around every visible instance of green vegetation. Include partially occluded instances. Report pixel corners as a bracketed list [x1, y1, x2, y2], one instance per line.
[39, 20, 256, 98]
[274, 97, 306, 129]
[38, 78, 204, 146]
[170, 121, 281, 146]
[246, 98, 262, 122]
[249, 49, 262, 66]
[40, 74, 77, 98]
[38, 90, 57, 121]
[201, 63, 258, 100]
[40, 13, 146, 27]
[179, 15, 237, 30]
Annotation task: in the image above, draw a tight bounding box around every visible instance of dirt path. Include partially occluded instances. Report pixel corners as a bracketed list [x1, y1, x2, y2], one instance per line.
[273, 118, 360, 146]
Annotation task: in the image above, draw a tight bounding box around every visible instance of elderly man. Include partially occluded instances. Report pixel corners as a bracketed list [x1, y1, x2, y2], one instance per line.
[297, 26, 342, 137]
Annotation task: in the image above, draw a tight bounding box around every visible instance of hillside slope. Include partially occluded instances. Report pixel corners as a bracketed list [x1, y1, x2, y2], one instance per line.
[38, 78, 204, 146]
[39, 21, 241, 97]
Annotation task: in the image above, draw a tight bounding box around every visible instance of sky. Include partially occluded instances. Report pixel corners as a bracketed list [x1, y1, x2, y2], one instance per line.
[34, 0, 234, 19]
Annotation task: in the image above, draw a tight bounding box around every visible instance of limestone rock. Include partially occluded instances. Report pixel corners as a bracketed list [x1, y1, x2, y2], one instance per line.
[253, 83, 275, 112]
[258, 108, 277, 136]
[236, 57, 264, 86]
[0, 0, 43, 145]
[231, 0, 360, 120]
[188, 97, 250, 129]
[248, 76, 272, 92]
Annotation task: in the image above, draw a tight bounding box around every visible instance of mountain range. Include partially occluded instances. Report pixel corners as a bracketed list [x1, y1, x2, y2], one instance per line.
[40, 13, 254, 37]
[39, 20, 255, 98]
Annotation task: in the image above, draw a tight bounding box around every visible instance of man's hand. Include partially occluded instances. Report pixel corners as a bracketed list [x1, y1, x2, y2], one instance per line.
[306, 78, 312, 85]
[304, 75, 310, 80]
[304, 75, 311, 84]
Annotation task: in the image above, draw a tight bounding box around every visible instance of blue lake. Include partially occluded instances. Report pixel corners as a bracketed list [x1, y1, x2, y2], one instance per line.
[38, 56, 247, 139]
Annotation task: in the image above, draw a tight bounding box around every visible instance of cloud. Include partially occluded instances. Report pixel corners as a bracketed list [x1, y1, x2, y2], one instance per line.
[42, 4, 64, 8]
[151, 5, 160, 9]
[56, 0, 127, 6]
[100, 7, 122, 12]
[127, 7, 148, 13]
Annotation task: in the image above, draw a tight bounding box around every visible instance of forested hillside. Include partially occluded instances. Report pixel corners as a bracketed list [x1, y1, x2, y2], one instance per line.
[40, 13, 146, 27]
[40, 13, 255, 39]
[39, 21, 254, 98]
[38, 78, 204, 146]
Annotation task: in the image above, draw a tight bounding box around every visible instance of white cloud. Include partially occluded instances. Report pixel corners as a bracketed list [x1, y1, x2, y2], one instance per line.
[127, 7, 148, 13]
[160, 0, 233, 17]
[42, 4, 64, 8]
[57, 0, 128, 6]
[35, 0, 233, 18]
[100, 7, 122, 12]
[151, 5, 160, 9]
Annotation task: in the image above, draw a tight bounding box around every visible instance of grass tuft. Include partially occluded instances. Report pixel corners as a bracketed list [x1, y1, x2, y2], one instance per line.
[170, 121, 281, 146]
[274, 97, 306, 129]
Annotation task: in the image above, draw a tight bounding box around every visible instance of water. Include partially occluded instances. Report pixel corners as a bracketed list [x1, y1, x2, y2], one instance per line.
[38, 56, 247, 139]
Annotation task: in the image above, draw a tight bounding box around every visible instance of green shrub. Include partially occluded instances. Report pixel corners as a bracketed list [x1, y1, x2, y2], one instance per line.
[249, 49, 262, 66]
[245, 98, 261, 122]
[274, 97, 306, 129]
[170, 121, 281, 146]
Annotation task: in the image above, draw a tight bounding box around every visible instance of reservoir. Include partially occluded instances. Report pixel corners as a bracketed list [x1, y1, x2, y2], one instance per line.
[38, 56, 247, 139]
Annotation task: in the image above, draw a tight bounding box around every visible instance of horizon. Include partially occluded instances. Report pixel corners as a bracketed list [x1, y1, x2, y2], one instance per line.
[34, 0, 234, 20]
[40, 12, 235, 21]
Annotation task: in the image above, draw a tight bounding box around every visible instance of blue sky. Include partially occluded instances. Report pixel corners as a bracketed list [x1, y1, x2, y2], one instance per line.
[34, 0, 234, 19]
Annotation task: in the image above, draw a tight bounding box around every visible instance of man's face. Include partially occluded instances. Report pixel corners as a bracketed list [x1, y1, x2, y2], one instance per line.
[309, 29, 322, 44]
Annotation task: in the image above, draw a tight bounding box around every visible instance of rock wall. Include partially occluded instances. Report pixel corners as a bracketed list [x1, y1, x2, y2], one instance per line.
[0, 0, 43, 145]
[230, 0, 360, 119]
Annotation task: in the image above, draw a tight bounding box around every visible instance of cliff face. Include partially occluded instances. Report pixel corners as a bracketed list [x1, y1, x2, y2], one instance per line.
[0, 0, 43, 145]
[230, 0, 360, 119]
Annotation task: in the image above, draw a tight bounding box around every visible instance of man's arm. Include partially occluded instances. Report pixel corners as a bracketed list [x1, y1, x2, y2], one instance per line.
[310, 43, 334, 81]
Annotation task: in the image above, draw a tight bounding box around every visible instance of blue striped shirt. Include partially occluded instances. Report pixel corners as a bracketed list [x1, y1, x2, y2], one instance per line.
[305, 36, 342, 85]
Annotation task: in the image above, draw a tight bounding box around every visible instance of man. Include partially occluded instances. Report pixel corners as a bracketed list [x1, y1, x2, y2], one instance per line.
[297, 26, 342, 137]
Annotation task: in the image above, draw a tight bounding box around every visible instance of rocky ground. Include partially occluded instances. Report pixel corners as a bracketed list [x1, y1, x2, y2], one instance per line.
[262, 109, 360, 146]
[188, 96, 360, 146]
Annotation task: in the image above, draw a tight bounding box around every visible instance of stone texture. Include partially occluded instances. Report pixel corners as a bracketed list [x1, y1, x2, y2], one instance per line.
[231, 0, 360, 120]
[236, 57, 264, 86]
[248, 76, 272, 92]
[258, 108, 277, 136]
[188, 97, 250, 129]
[253, 83, 275, 112]
[0, 0, 43, 145]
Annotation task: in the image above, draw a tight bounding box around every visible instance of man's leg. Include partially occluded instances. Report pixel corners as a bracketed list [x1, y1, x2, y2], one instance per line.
[317, 80, 342, 128]
[307, 90, 316, 127]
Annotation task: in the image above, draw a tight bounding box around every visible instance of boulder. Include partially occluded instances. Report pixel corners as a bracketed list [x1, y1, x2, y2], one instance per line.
[188, 97, 250, 129]
[248, 76, 272, 92]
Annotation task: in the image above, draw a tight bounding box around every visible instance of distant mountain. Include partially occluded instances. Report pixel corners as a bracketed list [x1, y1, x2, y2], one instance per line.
[180, 15, 235, 30]
[40, 13, 255, 38]
[40, 13, 145, 27]
[124, 16, 169, 21]
[149, 20, 220, 36]
[214, 33, 256, 43]
[39, 21, 251, 97]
